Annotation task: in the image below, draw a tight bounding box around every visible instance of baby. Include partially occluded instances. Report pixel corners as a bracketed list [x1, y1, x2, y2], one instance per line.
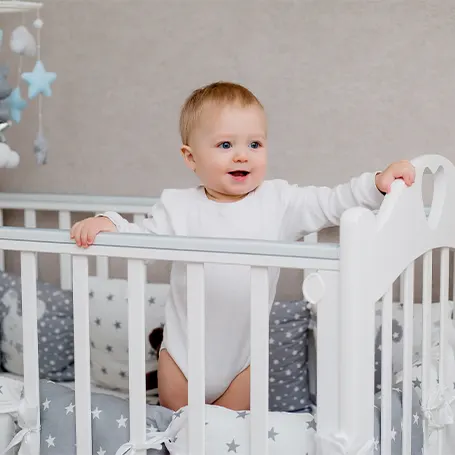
[71, 81, 416, 412]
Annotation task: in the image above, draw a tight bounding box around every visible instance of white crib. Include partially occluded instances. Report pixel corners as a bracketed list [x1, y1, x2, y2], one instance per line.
[0, 153, 454, 455]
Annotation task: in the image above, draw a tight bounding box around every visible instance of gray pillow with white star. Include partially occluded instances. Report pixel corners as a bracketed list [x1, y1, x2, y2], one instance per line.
[38, 380, 173, 454]
[0, 271, 75, 381]
[268, 299, 311, 412]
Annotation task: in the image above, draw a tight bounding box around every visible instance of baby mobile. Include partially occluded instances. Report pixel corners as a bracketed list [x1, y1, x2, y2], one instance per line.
[0, 0, 56, 168]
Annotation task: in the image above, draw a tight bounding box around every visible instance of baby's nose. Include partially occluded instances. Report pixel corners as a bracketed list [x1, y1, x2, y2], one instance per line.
[233, 149, 248, 162]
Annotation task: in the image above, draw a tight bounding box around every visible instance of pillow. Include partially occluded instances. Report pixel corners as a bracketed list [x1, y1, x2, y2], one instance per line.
[371, 380, 423, 454]
[0, 376, 23, 455]
[166, 405, 316, 455]
[268, 299, 311, 412]
[392, 335, 455, 453]
[374, 300, 454, 393]
[88, 277, 168, 392]
[16, 380, 172, 455]
[162, 378, 423, 455]
[309, 299, 454, 399]
[0, 271, 75, 381]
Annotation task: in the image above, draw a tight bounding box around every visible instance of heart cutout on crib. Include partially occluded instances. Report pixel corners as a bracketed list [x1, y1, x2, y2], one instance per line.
[420, 165, 446, 229]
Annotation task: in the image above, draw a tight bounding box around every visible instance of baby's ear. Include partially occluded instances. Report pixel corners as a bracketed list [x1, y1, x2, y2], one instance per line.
[181, 145, 196, 172]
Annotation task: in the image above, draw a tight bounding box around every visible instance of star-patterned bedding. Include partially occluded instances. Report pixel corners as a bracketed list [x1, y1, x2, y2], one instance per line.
[0, 271, 169, 404]
[0, 270, 315, 413]
[0, 271, 75, 380]
[1, 270, 455, 454]
[0, 376, 173, 455]
[0, 365, 451, 455]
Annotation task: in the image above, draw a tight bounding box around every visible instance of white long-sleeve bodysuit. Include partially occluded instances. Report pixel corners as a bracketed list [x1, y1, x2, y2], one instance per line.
[101, 175, 384, 403]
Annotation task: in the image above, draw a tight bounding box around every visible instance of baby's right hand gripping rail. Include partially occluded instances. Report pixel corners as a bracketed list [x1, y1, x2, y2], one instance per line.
[327, 155, 455, 454]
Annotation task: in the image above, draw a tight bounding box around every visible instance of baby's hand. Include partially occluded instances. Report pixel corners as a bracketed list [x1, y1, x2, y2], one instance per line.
[375, 160, 415, 194]
[70, 216, 116, 248]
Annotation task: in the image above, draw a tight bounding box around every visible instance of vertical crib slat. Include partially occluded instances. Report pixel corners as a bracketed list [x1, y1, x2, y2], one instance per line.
[250, 266, 269, 455]
[20, 251, 40, 453]
[0, 208, 4, 270]
[24, 210, 38, 277]
[128, 259, 147, 455]
[402, 262, 414, 455]
[95, 211, 112, 280]
[381, 287, 393, 455]
[438, 248, 450, 455]
[303, 232, 318, 280]
[96, 256, 109, 280]
[187, 263, 206, 455]
[24, 209, 36, 228]
[315, 271, 341, 439]
[72, 255, 92, 455]
[58, 210, 72, 290]
[399, 273, 405, 304]
[422, 250, 432, 452]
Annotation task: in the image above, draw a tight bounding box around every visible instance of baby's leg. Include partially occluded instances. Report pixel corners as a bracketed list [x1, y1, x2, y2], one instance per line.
[158, 350, 188, 411]
[158, 352, 251, 412]
[213, 366, 250, 411]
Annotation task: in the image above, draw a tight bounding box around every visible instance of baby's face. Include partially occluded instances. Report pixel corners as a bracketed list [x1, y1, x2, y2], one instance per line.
[182, 102, 267, 202]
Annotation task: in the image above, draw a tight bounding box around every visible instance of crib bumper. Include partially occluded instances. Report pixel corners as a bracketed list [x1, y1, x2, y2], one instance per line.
[0, 379, 40, 455]
[422, 387, 455, 433]
[315, 432, 374, 455]
[115, 430, 174, 455]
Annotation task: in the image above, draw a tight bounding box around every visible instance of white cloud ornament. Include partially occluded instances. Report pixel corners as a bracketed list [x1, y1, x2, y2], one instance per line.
[0, 142, 19, 168]
[9, 25, 36, 57]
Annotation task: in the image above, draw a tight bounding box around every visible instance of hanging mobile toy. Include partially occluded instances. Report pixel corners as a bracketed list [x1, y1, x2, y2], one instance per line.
[0, 1, 55, 166]
[20, 5, 56, 165]
[0, 120, 20, 168]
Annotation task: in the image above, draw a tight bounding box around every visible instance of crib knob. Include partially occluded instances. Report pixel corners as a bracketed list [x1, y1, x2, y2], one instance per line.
[302, 272, 325, 305]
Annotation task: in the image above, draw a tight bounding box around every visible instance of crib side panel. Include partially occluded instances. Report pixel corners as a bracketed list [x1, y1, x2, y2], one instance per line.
[339, 207, 377, 450]
[338, 155, 455, 454]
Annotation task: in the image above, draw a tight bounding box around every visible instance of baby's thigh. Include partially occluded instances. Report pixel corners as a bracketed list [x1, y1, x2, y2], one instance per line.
[213, 366, 251, 411]
[158, 350, 188, 411]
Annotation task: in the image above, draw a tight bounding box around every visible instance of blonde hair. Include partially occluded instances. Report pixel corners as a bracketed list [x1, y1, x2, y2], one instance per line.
[179, 81, 264, 145]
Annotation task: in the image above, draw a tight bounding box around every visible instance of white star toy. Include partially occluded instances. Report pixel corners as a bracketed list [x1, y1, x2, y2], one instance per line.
[21, 60, 57, 99]
[42, 398, 51, 410]
[116, 414, 128, 428]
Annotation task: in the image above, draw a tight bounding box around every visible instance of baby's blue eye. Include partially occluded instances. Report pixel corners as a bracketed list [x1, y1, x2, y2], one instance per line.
[218, 141, 232, 149]
[249, 141, 260, 149]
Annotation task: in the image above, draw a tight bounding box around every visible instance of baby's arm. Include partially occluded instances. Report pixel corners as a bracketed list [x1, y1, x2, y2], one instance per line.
[70, 200, 173, 248]
[281, 160, 415, 240]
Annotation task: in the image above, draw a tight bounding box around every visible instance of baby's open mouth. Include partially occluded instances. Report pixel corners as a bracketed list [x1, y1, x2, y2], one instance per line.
[228, 171, 250, 177]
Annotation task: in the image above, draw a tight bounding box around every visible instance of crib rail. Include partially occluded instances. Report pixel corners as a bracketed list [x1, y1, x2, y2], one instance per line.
[0, 192, 159, 213]
[0, 226, 338, 455]
[0, 192, 160, 289]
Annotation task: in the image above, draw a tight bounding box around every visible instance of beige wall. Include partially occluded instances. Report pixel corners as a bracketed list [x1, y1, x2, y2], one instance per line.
[0, 1, 454, 301]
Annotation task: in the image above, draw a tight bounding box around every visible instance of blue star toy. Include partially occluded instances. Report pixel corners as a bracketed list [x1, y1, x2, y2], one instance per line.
[21, 60, 57, 99]
[7, 87, 27, 123]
